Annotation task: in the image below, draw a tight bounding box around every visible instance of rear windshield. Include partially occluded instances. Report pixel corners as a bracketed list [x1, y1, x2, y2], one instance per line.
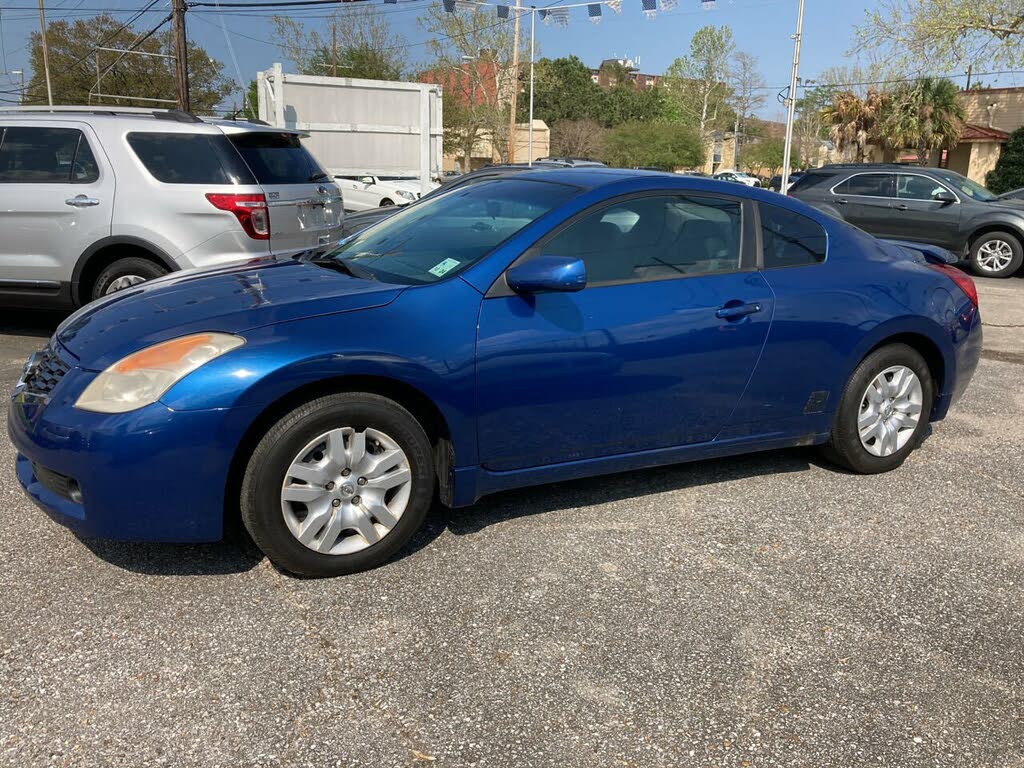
[127, 132, 255, 185]
[321, 178, 579, 285]
[229, 132, 329, 185]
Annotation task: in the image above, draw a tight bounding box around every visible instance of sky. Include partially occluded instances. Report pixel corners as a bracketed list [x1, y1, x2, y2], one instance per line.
[0, 0, 1020, 113]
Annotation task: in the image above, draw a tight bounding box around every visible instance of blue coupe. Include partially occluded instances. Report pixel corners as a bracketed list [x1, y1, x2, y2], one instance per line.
[9, 169, 982, 576]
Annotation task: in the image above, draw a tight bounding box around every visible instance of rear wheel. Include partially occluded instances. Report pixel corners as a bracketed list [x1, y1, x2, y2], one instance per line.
[820, 344, 934, 474]
[240, 393, 435, 577]
[969, 231, 1023, 278]
[91, 257, 168, 301]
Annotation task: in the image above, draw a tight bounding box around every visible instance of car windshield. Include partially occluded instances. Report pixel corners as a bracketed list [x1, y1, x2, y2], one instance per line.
[930, 169, 997, 202]
[322, 178, 578, 284]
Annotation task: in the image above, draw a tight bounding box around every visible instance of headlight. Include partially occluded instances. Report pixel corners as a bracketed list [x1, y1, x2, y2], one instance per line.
[75, 332, 245, 413]
[395, 189, 416, 201]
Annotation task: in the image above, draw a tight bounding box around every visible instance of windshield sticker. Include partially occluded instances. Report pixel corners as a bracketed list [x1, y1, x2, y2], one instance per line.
[428, 258, 461, 277]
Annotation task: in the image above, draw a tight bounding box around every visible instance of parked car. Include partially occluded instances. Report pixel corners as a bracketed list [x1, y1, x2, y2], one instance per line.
[11, 170, 981, 577]
[768, 171, 804, 193]
[789, 163, 1024, 278]
[335, 175, 437, 211]
[997, 187, 1024, 202]
[536, 156, 607, 167]
[713, 170, 761, 187]
[340, 161, 578, 237]
[0, 106, 344, 307]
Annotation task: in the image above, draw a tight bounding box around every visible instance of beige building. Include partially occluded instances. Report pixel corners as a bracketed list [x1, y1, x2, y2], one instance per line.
[942, 87, 1019, 183]
[442, 120, 550, 172]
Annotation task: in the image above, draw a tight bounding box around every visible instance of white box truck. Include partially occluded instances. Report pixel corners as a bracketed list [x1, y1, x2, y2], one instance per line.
[257, 63, 443, 197]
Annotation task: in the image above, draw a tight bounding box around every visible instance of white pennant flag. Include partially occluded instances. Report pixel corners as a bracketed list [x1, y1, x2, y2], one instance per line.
[606, 0, 622, 13]
[659, 0, 676, 10]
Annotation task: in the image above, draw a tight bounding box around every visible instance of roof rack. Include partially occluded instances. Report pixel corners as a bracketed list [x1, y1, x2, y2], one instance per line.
[818, 162, 918, 169]
[0, 106, 202, 123]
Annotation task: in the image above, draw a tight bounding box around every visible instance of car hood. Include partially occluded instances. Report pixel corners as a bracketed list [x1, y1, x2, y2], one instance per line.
[56, 257, 404, 369]
[987, 197, 1024, 211]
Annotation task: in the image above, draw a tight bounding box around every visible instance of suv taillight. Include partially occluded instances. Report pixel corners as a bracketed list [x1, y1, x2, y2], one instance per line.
[206, 193, 270, 240]
[929, 263, 979, 307]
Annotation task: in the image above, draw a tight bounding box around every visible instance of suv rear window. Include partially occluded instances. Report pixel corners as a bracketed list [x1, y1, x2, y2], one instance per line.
[0, 127, 99, 183]
[228, 132, 329, 185]
[127, 132, 255, 185]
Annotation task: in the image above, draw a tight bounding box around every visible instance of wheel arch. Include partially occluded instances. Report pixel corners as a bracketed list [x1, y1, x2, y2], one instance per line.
[966, 221, 1024, 252]
[224, 374, 457, 533]
[850, 324, 951, 419]
[72, 237, 178, 305]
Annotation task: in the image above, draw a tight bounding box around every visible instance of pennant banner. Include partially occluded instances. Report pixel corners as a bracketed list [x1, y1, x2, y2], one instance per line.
[606, 0, 621, 12]
[641, 0, 656, 18]
[546, 7, 570, 25]
[443, 0, 456, 11]
[701, 0, 716, 8]
[658, 0, 676, 10]
[496, 4, 509, 17]
[587, 3, 602, 23]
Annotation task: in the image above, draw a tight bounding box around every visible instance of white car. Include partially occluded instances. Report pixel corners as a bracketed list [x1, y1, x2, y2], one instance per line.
[713, 170, 761, 187]
[337, 175, 437, 211]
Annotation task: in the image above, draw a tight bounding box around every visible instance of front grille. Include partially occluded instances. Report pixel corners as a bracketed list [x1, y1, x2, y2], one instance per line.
[22, 344, 70, 396]
[32, 462, 82, 503]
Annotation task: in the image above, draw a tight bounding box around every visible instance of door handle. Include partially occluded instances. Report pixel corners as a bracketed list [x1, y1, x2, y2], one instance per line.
[836, 198, 848, 205]
[716, 302, 763, 320]
[65, 195, 100, 208]
[895, 204, 909, 211]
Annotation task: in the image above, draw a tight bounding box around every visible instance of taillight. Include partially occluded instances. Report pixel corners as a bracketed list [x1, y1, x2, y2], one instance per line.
[206, 193, 270, 240]
[929, 263, 978, 307]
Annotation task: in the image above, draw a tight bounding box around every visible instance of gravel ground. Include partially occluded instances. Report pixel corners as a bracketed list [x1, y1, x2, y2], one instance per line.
[0, 275, 1021, 768]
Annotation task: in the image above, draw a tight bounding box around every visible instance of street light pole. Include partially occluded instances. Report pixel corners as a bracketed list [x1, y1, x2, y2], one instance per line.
[780, 0, 804, 194]
[507, 0, 521, 163]
[528, 6, 535, 166]
[37, 0, 53, 105]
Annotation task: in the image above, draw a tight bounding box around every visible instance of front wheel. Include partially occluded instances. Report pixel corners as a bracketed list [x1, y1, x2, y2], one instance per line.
[969, 231, 1023, 278]
[820, 344, 934, 474]
[379, 198, 395, 207]
[91, 257, 168, 301]
[241, 393, 435, 577]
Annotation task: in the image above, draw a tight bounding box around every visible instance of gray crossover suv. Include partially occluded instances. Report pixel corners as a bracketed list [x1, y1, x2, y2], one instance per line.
[0, 107, 344, 306]
[789, 163, 1024, 278]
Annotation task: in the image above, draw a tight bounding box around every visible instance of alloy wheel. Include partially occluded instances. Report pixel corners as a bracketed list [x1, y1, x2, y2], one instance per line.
[976, 239, 1014, 272]
[857, 365, 923, 457]
[105, 274, 147, 294]
[280, 427, 412, 555]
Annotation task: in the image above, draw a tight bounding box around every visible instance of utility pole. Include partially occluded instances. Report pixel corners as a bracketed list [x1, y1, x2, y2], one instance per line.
[528, 6, 535, 165]
[965, 64, 972, 90]
[507, 0, 521, 163]
[171, 0, 191, 112]
[780, 0, 804, 195]
[331, 18, 338, 77]
[37, 0, 53, 105]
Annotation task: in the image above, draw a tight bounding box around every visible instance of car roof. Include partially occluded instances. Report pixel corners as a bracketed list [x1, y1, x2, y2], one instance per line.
[0, 107, 303, 136]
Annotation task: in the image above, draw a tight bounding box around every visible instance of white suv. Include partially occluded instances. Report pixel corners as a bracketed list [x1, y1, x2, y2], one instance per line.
[337, 175, 438, 211]
[0, 107, 344, 306]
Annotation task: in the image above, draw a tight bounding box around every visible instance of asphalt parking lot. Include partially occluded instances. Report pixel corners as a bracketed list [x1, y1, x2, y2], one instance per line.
[1, 275, 1021, 768]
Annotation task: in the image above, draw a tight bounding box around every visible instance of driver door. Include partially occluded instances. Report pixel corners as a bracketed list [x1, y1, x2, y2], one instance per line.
[475, 193, 773, 471]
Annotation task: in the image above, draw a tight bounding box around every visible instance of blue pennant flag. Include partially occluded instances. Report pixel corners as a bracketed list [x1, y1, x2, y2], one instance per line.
[497, 4, 510, 17]
[587, 3, 602, 22]
[641, 0, 656, 17]
[443, 0, 456, 11]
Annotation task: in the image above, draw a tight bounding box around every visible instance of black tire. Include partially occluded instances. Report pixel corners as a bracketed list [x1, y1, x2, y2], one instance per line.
[379, 198, 395, 207]
[240, 392, 435, 577]
[91, 257, 168, 301]
[968, 231, 1023, 278]
[820, 343, 934, 474]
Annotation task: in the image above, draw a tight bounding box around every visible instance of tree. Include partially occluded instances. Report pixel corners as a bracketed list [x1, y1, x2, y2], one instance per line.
[729, 51, 766, 166]
[271, 7, 406, 79]
[855, 0, 1024, 70]
[793, 86, 833, 167]
[601, 83, 669, 127]
[879, 77, 964, 165]
[25, 15, 233, 111]
[421, 5, 520, 167]
[602, 122, 704, 169]
[663, 25, 735, 139]
[986, 127, 1024, 194]
[821, 89, 888, 162]
[522, 56, 604, 124]
[550, 120, 606, 158]
[743, 138, 797, 176]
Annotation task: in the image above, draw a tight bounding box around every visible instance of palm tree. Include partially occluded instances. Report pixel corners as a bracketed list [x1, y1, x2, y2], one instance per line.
[881, 77, 964, 166]
[821, 89, 887, 162]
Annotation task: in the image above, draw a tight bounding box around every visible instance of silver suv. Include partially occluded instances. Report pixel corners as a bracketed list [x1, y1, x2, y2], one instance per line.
[0, 107, 344, 306]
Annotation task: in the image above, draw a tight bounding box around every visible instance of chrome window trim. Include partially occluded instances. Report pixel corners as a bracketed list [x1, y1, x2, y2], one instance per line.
[829, 171, 961, 204]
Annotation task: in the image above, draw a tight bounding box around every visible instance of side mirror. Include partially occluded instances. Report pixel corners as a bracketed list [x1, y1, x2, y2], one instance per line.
[506, 256, 586, 294]
[359, 176, 374, 185]
[933, 190, 956, 204]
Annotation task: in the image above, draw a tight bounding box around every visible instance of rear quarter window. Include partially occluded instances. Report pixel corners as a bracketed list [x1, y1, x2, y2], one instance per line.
[228, 132, 329, 185]
[759, 203, 827, 268]
[127, 132, 255, 185]
[786, 172, 834, 194]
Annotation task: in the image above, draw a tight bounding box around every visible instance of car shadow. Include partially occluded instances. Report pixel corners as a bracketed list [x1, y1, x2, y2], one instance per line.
[76, 448, 816, 578]
[0, 308, 68, 338]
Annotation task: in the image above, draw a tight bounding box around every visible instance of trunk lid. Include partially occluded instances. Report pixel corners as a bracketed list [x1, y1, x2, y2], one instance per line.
[227, 131, 344, 254]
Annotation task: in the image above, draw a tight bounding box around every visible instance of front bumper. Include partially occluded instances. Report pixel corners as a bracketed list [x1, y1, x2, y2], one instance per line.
[9, 353, 256, 543]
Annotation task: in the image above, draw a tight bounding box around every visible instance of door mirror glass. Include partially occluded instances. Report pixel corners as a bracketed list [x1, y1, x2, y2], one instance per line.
[933, 190, 957, 203]
[507, 256, 586, 294]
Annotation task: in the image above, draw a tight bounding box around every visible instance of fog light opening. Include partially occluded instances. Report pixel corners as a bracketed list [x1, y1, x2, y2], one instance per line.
[67, 480, 83, 505]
